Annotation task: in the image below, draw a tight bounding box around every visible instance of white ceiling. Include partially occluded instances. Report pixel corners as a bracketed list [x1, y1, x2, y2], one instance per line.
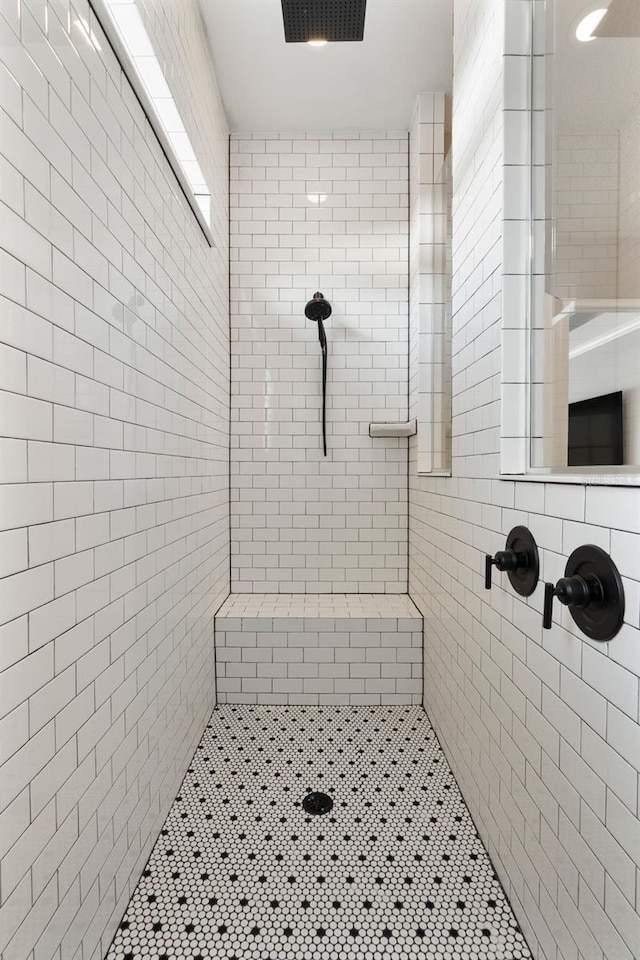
[555, 0, 640, 132]
[198, 0, 453, 132]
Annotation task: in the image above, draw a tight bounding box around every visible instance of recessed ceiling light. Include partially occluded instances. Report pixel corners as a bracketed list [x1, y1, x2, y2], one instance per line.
[575, 7, 608, 41]
[307, 38, 328, 46]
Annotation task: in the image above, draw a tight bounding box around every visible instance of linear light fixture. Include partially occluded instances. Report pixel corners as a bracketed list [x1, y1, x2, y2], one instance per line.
[90, 0, 213, 245]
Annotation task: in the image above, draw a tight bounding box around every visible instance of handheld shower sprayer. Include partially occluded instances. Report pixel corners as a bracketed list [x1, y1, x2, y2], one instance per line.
[304, 292, 332, 323]
[305, 292, 332, 456]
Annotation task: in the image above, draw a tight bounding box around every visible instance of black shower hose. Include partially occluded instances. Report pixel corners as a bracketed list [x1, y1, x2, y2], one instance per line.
[318, 318, 327, 456]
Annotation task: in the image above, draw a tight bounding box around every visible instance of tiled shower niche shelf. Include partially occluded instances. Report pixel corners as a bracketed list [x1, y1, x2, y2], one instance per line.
[215, 594, 423, 705]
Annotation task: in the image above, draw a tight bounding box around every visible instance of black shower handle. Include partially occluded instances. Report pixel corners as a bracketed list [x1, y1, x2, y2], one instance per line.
[484, 549, 526, 589]
[543, 575, 599, 629]
[483, 527, 540, 597]
[541, 545, 624, 640]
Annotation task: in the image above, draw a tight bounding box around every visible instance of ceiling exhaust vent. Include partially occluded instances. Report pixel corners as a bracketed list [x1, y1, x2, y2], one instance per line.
[281, 0, 367, 43]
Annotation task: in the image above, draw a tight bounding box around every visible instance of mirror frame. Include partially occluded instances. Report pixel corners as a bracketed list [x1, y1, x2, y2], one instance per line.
[500, 0, 640, 486]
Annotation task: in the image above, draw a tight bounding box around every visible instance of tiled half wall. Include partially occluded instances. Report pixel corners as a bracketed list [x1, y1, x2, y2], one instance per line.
[215, 594, 422, 705]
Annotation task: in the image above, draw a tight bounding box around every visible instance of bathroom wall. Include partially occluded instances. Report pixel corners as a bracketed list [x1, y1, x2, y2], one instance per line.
[409, 93, 451, 475]
[618, 104, 640, 300]
[554, 116, 640, 303]
[409, 2, 640, 960]
[0, 1, 229, 957]
[554, 133, 619, 302]
[230, 133, 408, 594]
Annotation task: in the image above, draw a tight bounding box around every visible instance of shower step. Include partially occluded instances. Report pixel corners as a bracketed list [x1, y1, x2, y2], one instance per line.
[215, 593, 422, 706]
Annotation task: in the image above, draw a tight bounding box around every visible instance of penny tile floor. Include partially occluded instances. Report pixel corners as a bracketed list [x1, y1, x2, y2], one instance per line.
[106, 705, 531, 959]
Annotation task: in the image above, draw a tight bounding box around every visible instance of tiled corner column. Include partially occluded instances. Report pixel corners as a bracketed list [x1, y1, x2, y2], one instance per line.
[409, 93, 450, 474]
[215, 594, 422, 705]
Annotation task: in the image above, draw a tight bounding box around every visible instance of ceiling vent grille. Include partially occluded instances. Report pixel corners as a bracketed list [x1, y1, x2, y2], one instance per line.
[281, 0, 367, 42]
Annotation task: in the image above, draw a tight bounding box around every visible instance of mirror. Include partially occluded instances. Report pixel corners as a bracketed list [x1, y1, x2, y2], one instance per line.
[530, 0, 640, 472]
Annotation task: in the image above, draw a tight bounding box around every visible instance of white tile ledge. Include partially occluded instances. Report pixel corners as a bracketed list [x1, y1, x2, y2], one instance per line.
[216, 593, 422, 620]
[369, 419, 417, 438]
[500, 471, 640, 487]
[416, 469, 452, 478]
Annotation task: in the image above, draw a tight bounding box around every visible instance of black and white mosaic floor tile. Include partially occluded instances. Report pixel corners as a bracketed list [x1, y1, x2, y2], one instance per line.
[107, 706, 531, 960]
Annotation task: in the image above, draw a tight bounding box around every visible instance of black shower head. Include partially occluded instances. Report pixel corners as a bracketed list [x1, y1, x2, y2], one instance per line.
[305, 292, 332, 322]
[281, 0, 367, 43]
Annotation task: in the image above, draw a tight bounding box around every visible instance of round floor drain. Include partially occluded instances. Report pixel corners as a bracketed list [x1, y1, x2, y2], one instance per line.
[302, 792, 333, 815]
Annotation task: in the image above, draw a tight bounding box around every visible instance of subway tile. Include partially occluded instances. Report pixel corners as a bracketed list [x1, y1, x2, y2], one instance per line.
[560, 667, 607, 738]
[0, 720, 55, 817]
[558, 811, 605, 905]
[580, 803, 636, 905]
[0, 249, 26, 305]
[0, 110, 49, 200]
[582, 647, 638, 721]
[0, 562, 54, 628]
[0, 438, 27, 484]
[0, 701, 29, 767]
[0, 390, 52, 443]
[581, 725, 637, 813]
[0, 347, 26, 407]
[606, 704, 640, 772]
[586, 487, 640, 535]
[0, 2, 230, 954]
[27, 356, 75, 406]
[578, 879, 634, 960]
[28, 591, 76, 651]
[28, 441, 75, 482]
[29, 667, 76, 737]
[0, 528, 28, 579]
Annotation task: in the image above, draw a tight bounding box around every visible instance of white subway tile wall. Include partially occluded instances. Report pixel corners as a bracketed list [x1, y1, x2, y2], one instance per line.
[0, 1, 229, 959]
[2, 2, 639, 960]
[409, 4, 640, 960]
[554, 133, 620, 301]
[618, 105, 640, 300]
[230, 133, 409, 593]
[409, 92, 450, 474]
[215, 593, 422, 705]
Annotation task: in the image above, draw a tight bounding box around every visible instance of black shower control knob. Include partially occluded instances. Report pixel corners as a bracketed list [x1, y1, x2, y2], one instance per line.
[495, 550, 524, 573]
[484, 526, 539, 596]
[556, 575, 597, 609]
[543, 575, 599, 629]
[542, 545, 624, 641]
[485, 550, 519, 588]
